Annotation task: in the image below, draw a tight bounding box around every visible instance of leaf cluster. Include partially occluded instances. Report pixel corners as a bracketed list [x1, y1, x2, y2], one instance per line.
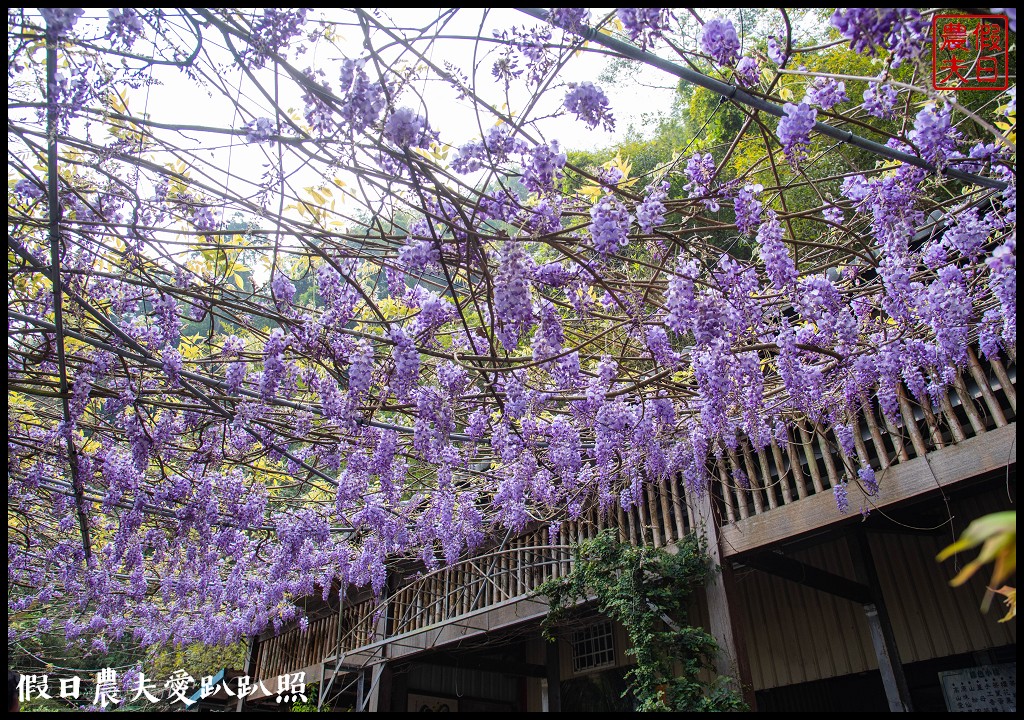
[538, 531, 746, 712]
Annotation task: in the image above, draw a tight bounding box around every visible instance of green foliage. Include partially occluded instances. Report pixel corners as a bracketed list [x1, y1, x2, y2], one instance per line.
[146, 641, 247, 685]
[537, 531, 746, 712]
[290, 683, 320, 712]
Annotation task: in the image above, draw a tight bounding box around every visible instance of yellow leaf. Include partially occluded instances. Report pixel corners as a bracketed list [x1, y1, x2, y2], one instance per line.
[938, 511, 1016, 615]
[779, 87, 794, 102]
[233, 273, 245, 290]
[990, 585, 1016, 622]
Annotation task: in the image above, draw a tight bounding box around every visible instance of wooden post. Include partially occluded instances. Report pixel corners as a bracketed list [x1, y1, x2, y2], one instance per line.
[851, 531, 913, 712]
[237, 634, 259, 712]
[694, 488, 756, 710]
[545, 638, 561, 712]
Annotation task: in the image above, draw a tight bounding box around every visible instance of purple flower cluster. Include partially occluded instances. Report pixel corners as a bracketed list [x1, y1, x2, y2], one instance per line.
[590, 194, 632, 256]
[858, 467, 879, 496]
[337, 59, 386, 134]
[14, 178, 44, 200]
[548, 8, 590, 32]
[684, 153, 719, 211]
[492, 25, 554, 88]
[804, 77, 848, 110]
[945, 207, 991, 260]
[823, 206, 844, 225]
[389, 327, 420, 401]
[777, 102, 817, 167]
[398, 238, 440, 271]
[908, 104, 959, 165]
[493, 241, 534, 351]
[830, 8, 928, 68]
[521, 141, 566, 194]
[226, 361, 247, 393]
[384, 108, 437, 150]
[918, 265, 971, 367]
[766, 36, 787, 65]
[665, 259, 700, 336]
[452, 125, 526, 174]
[246, 9, 308, 68]
[862, 81, 898, 119]
[701, 18, 740, 67]
[757, 211, 798, 289]
[991, 8, 1016, 32]
[520, 196, 563, 235]
[243, 117, 275, 144]
[191, 206, 218, 234]
[636, 181, 669, 234]
[259, 328, 288, 400]
[645, 325, 679, 368]
[532, 298, 564, 364]
[834, 481, 849, 514]
[985, 237, 1016, 348]
[734, 183, 763, 235]
[301, 71, 335, 136]
[40, 8, 85, 37]
[617, 8, 674, 49]
[153, 293, 181, 347]
[107, 9, 145, 49]
[271, 271, 295, 309]
[563, 81, 615, 131]
[735, 57, 760, 88]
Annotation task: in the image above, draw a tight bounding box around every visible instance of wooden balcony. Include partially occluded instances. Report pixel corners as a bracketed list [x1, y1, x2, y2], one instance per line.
[715, 347, 1015, 556]
[254, 347, 1016, 692]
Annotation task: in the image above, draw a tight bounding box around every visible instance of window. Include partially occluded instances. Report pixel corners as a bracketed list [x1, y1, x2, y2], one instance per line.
[571, 620, 616, 673]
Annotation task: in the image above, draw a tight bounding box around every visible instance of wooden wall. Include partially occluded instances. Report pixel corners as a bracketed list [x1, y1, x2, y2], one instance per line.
[731, 482, 1016, 691]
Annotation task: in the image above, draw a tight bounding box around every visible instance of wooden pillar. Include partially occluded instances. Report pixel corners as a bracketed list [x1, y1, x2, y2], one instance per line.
[851, 531, 913, 712]
[237, 634, 259, 712]
[545, 639, 561, 712]
[694, 489, 756, 710]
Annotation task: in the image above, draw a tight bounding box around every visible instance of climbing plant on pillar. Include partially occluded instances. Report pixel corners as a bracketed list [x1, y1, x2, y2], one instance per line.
[537, 531, 746, 712]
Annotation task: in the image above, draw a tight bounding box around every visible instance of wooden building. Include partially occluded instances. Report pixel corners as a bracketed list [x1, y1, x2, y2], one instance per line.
[243, 346, 1016, 712]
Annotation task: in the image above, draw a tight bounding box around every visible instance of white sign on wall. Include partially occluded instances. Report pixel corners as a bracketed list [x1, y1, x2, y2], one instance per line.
[939, 662, 1015, 712]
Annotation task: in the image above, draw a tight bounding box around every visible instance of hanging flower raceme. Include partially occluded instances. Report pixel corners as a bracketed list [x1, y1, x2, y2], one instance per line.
[590, 194, 632, 256]
[777, 102, 817, 166]
[493, 241, 535, 351]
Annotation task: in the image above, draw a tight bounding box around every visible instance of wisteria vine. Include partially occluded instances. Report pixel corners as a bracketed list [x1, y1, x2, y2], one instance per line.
[6, 7, 1017, 657]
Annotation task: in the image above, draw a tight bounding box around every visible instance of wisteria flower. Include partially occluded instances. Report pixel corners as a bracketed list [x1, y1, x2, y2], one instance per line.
[862, 80, 898, 119]
[777, 102, 817, 166]
[617, 8, 673, 49]
[590, 195, 632, 256]
[548, 8, 590, 32]
[40, 8, 85, 37]
[735, 57, 759, 88]
[563, 81, 615, 131]
[243, 117, 275, 144]
[701, 18, 740, 67]
[384, 108, 437, 149]
[804, 77, 848, 110]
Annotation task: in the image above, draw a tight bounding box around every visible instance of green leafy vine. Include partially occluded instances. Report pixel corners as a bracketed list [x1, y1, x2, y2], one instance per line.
[537, 531, 746, 712]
